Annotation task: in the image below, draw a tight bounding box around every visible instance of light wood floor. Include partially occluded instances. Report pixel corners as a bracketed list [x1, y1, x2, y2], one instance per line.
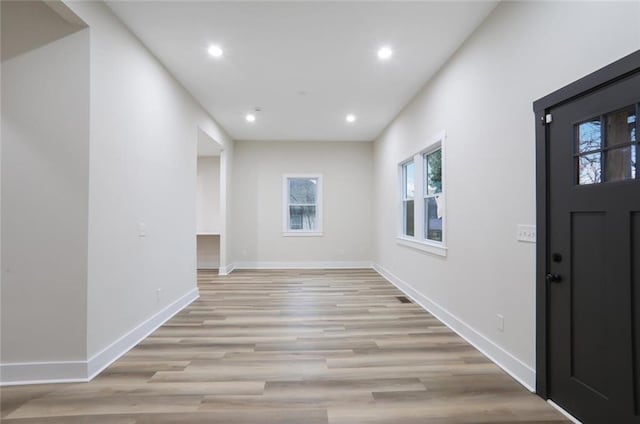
[1, 269, 568, 423]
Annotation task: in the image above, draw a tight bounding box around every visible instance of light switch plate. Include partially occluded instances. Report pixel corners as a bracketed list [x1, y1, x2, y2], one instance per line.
[497, 314, 504, 332]
[517, 225, 536, 243]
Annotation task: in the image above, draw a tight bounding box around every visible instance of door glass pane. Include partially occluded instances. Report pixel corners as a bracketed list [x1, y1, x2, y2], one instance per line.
[289, 205, 316, 230]
[605, 105, 636, 147]
[424, 197, 443, 242]
[633, 145, 637, 179]
[403, 200, 414, 237]
[425, 149, 442, 195]
[577, 119, 602, 153]
[605, 146, 635, 182]
[289, 178, 317, 204]
[403, 161, 415, 198]
[578, 153, 602, 185]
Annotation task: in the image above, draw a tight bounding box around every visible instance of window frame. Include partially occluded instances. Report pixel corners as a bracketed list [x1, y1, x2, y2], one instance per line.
[423, 146, 444, 244]
[574, 104, 638, 185]
[400, 160, 415, 238]
[397, 131, 447, 257]
[282, 174, 323, 237]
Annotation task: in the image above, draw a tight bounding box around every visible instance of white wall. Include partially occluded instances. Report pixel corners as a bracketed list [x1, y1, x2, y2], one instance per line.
[373, 1, 640, 388]
[1, 1, 234, 384]
[197, 156, 221, 269]
[1, 28, 90, 367]
[197, 156, 221, 234]
[63, 1, 234, 365]
[231, 141, 372, 267]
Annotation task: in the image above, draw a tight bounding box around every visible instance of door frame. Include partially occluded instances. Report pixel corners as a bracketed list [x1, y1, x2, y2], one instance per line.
[533, 49, 640, 399]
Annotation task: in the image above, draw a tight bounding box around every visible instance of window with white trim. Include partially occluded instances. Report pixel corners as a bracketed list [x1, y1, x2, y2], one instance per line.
[424, 147, 443, 242]
[397, 131, 446, 256]
[283, 175, 323, 236]
[401, 161, 415, 237]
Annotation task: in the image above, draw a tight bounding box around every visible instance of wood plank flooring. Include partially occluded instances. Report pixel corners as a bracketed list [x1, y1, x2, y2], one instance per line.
[1, 269, 568, 423]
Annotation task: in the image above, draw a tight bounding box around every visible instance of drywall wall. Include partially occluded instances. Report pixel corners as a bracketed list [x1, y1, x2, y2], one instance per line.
[195, 127, 232, 272]
[373, 0, 640, 388]
[218, 145, 234, 273]
[1, 28, 90, 367]
[63, 1, 234, 362]
[197, 156, 221, 269]
[197, 235, 220, 269]
[231, 141, 372, 267]
[197, 156, 221, 234]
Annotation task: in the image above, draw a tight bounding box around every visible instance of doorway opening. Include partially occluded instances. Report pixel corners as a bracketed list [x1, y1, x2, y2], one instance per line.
[196, 128, 225, 274]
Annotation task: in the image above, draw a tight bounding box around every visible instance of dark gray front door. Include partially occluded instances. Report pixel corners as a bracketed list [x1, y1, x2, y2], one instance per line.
[547, 71, 640, 423]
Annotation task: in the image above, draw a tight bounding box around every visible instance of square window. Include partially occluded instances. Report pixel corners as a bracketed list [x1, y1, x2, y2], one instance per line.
[575, 104, 638, 185]
[577, 119, 602, 154]
[578, 153, 602, 185]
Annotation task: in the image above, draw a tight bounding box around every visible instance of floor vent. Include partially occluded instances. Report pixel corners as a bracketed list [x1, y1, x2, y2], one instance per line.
[396, 296, 412, 304]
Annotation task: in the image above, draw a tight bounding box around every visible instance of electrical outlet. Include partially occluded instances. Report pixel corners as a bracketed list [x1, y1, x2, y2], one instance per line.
[138, 222, 147, 237]
[517, 225, 536, 243]
[497, 314, 504, 332]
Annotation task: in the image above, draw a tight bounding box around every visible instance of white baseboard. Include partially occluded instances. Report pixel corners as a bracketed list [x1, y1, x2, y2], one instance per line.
[0, 287, 199, 386]
[218, 263, 235, 275]
[0, 361, 88, 386]
[373, 263, 536, 391]
[86, 287, 199, 379]
[232, 261, 373, 270]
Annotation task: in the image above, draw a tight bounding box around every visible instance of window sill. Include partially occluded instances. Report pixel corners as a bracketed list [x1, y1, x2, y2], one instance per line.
[283, 232, 323, 237]
[397, 236, 447, 257]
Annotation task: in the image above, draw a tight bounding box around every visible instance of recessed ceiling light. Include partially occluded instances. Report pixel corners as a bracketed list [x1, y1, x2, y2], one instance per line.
[346, 114, 356, 123]
[208, 44, 223, 58]
[377, 46, 393, 60]
[245, 114, 256, 123]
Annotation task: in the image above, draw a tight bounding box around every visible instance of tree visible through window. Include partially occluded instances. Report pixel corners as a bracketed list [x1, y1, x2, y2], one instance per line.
[397, 131, 446, 254]
[424, 148, 443, 242]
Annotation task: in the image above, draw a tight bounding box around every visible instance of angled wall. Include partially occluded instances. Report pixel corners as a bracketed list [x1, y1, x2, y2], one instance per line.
[1, 0, 233, 384]
[1, 4, 90, 382]
[64, 1, 233, 375]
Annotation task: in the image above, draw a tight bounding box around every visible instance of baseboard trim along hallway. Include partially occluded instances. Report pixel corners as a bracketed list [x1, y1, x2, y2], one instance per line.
[0, 269, 566, 423]
[231, 261, 373, 270]
[228, 262, 536, 392]
[0, 287, 199, 386]
[373, 263, 536, 391]
[86, 287, 200, 380]
[1, 266, 536, 395]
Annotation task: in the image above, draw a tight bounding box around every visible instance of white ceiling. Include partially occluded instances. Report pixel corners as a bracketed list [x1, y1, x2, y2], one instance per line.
[107, 1, 498, 142]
